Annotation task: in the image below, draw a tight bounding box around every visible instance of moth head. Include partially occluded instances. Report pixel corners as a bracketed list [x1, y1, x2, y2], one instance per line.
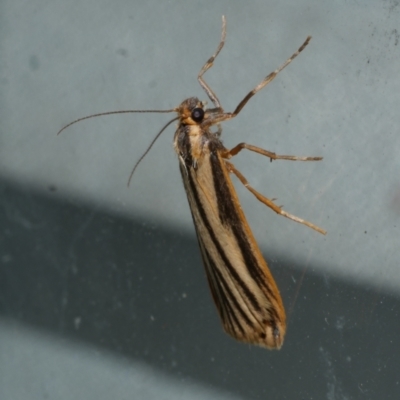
[178, 97, 206, 125]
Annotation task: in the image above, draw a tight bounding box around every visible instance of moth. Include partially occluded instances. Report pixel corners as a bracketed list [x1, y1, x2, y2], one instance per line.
[58, 16, 325, 349]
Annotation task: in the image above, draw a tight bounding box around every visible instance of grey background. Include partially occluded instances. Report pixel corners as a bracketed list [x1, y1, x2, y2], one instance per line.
[1, 0, 400, 399]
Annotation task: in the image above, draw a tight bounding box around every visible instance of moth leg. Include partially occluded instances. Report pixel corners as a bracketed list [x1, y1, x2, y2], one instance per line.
[230, 36, 311, 118]
[200, 36, 312, 128]
[224, 142, 322, 162]
[198, 16, 226, 109]
[225, 161, 326, 235]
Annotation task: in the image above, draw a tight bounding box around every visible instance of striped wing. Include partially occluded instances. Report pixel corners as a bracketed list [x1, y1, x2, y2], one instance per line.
[179, 148, 286, 349]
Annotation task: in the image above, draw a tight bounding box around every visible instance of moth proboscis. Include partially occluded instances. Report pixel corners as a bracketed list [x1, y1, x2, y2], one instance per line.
[58, 16, 326, 349]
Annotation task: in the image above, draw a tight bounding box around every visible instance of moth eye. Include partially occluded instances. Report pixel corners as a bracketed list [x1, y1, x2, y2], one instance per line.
[191, 107, 204, 122]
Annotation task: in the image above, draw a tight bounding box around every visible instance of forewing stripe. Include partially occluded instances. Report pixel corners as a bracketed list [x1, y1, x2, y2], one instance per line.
[209, 151, 279, 302]
[206, 260, 244, 335]
[184, 164, 263, 314]
[193, 229, 239, 335]
[203, 245, 256, 334]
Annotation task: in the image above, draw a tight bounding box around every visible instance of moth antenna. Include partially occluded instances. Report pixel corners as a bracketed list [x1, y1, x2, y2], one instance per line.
[57, 109, 177, 135]
[127, 116, 180, 186]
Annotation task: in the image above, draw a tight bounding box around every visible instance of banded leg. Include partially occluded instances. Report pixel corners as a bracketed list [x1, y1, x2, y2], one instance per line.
[198, 16, 227, 108]
[200, 35, 312, 128]
[223, 142, 322, 162]
[230, 36, 311, 117]
[225, 161, 326, 235]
